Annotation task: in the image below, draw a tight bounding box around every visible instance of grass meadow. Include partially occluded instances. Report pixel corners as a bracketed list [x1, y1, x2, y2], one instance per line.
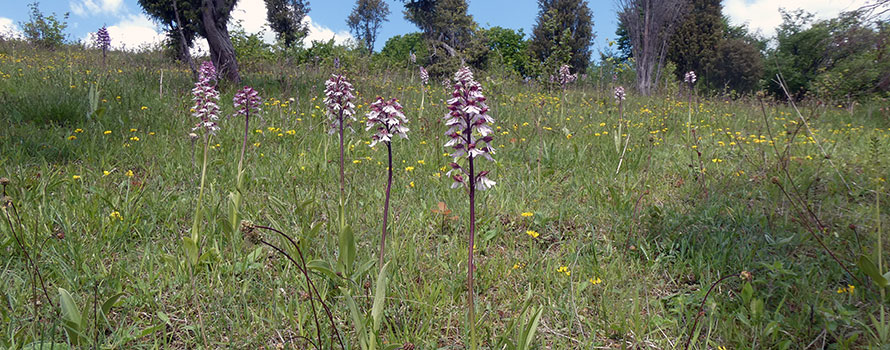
[2, 43, 890, 349]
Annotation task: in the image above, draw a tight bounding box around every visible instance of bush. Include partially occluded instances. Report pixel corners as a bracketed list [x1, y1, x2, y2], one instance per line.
[484, 26, 533, 78]
[379, 32, 427, 66]
[21, 1, 69, 49]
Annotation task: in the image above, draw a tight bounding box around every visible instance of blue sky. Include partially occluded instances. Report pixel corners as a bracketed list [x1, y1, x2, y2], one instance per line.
[0, 0, 873, 54]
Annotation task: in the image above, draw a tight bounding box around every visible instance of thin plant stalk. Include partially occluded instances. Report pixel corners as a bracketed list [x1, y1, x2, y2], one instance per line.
[457, 103, 480, 349]
[444, 67, 495, 350]
[420, 87, 425, 122]
[366, 97, 409, 269]
[379, 141, 393, 269]
[252, 224, 346, 349]
[877, 190, 885, 335]
[233, 108, 250, 234]
[338, 107, 346, 232]
[188, 135, 211, 348]
[191, 135, 211, 249]
[467, 152, 477, 350]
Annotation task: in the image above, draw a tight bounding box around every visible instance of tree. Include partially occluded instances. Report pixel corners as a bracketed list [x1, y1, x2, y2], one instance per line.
[21, 1, 69, 49]
[138, 0, 242, 83]
[667, 0, 722, 82]
[403, 0, 475, 50]
[613, 22, 633, 62]
[859, 0, 890, 19]
[705, 38, 763, 93]
[535, 8, 574, 82]
[766, 9, 890, 100]
[380, 32, 427, 65]
[618, 0, 689, 95]
[485, 27, 532, 77]
[401, 0, 487, 75]
[264, 0, 310, 48]
[763, 9, 829, 98]
[529, 0, 595, 73]
[347, 0, 390, 54]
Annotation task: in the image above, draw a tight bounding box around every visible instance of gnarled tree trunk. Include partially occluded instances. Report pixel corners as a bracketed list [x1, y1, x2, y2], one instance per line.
[201, 0, 241, 83]
[619, 0, 688, 96]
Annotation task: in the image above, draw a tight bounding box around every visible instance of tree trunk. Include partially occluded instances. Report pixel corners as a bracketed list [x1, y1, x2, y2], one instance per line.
[201, 0, 241, 83]
[172, 0, 197, 80]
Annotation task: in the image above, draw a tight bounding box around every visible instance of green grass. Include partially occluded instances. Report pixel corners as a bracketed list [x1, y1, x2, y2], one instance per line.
[1, 42, 889, 349]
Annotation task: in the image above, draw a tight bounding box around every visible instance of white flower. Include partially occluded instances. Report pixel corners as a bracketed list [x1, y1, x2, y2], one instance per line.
[684, 71, 697, 84]
[614, 86, 626, 101]
[365, 97, 409, 147]
[444, 67, 496, 191]
[324, 74, 357, 134]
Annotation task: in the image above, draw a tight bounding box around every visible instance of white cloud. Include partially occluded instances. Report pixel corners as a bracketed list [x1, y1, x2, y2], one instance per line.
[304, 16, 353, 45]
[229, 0, 353, 46]
[0, 17, 22, 39]
[229, 0, 276, 42]
[70, 0, 124, 17]
[82, 14, 165, 51]
[724, 0, 871, 37]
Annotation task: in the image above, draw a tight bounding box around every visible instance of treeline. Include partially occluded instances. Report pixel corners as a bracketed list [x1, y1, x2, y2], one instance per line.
[8, 0, 890, 101]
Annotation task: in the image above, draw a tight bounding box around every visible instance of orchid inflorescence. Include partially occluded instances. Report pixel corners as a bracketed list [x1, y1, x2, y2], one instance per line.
[614, 86, 626, 101]
[684, 70, 697, 85]
[366, 97, 409, 148]
[558, 64, 577, 87]
[95, 26, 110, 51]
[191, 61, 220, 135]
[445, 67, 496, 191]
[419, 66, 429, 86]
[324, 74, 357, 134]
[233, 86, 261, 117]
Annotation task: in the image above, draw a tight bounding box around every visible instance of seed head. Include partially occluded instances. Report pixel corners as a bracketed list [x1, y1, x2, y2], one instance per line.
[241, 220, 261, 244]
[0, 177, 9, 186]
[366, 97, 409, 147]
[740, 270, 753, 282]
[0, 196, 11, 210]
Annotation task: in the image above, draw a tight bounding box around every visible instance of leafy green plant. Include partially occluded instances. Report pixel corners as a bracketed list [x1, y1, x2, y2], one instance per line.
[21, 2, 69, 49]
[86, 81, 105, 121]
[495, 290, 544, 350]
[343, 262, 394, 350]
[57, 287, 125, 347]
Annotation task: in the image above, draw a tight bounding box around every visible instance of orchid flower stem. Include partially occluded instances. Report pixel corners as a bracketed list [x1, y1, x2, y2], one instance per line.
[234, 110, 248, 235]
[379, 141, 393, 269]
[338, 108, 346, 232]
[192, 135, 211, 249]
[188, 136, 210, 349]
[466, 115, 477, 350]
